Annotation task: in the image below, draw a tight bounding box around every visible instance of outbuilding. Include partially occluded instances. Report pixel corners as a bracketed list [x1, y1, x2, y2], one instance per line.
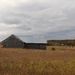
[2, 34, 47, 50]
[2, 34, 24, 48]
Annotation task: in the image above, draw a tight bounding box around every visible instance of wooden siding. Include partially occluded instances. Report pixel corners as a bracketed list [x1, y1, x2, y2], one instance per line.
[24, 43, 46, 50]
[2, 35, 24, 48]
[2, 34, 47, 50]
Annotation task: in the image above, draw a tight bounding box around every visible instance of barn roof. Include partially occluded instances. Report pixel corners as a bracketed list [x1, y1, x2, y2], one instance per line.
[2, 34, 24, 43]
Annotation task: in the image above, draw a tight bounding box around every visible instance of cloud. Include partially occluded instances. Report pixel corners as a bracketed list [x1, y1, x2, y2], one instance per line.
[0, 0, 75, 42]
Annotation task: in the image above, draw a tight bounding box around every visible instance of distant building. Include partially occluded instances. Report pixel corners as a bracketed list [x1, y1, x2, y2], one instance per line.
[24, 43, 46, 50]
[2, 34, 47, 50]
[2, 34, 24, 48]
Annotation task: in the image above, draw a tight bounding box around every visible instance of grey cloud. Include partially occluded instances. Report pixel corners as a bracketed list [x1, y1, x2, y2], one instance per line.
[0, 0, 75, 43]
[2, 18, 21, 24]
[46, 29, 75, 40]
[16, 24, 31, 31]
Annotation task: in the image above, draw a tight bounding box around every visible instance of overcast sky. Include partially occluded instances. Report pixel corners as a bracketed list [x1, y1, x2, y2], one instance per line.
[0, 0, 75, 43]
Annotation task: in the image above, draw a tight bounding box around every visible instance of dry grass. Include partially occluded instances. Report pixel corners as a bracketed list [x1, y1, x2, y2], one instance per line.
[0, 46, 75, 75]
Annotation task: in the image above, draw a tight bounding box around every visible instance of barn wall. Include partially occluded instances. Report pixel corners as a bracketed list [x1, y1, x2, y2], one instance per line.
[24, 43, 46, 50]
[2, 35, 24, 48]
[2, 41, 24, 48]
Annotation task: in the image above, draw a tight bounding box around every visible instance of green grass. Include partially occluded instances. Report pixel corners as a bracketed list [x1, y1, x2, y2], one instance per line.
[51, 47, 56, 51]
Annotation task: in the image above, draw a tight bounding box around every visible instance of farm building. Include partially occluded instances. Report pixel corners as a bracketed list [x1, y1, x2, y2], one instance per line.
[2, 34, 24, 48]
[24, 43, 46, 50]
[2, 34, 47, 50]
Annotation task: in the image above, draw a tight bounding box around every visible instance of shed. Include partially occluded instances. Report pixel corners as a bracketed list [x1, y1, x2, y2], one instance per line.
[24, 43, 47, 50]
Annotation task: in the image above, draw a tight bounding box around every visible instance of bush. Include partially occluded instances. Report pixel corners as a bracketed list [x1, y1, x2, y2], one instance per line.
[51, 47, 56, 51]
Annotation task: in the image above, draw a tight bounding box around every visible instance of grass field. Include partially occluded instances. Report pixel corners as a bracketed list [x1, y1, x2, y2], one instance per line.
[0, 46, 75, 75]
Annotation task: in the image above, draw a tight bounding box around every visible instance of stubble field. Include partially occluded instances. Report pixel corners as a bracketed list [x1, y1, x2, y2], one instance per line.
[0, 46, 75, 75]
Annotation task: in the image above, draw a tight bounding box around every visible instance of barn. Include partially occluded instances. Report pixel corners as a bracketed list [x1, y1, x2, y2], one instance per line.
[2, 34, 47, 50]
[24, 43, 46, 50]
[2, 34, 24, 48]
